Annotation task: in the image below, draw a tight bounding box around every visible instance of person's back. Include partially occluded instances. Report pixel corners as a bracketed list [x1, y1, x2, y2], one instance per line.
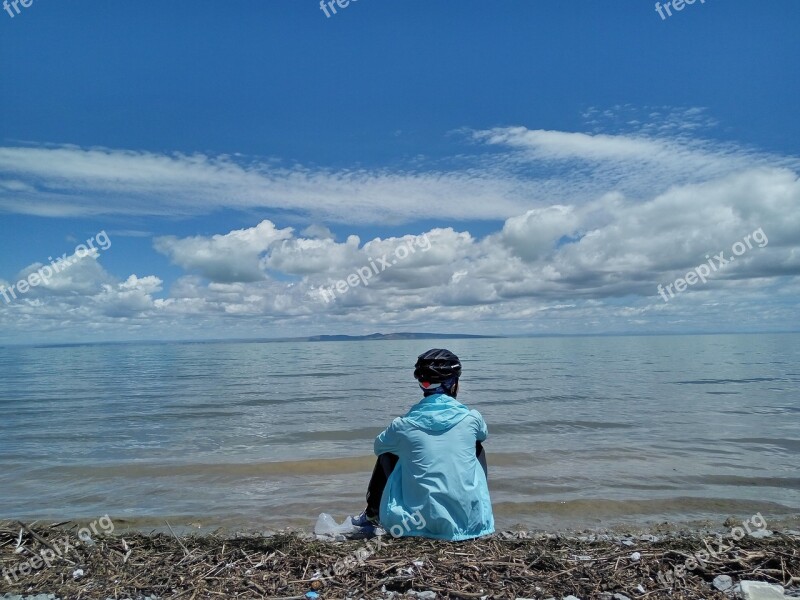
[355, 349, 494, 541]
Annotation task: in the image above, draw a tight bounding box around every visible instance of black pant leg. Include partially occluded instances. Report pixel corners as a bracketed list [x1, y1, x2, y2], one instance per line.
[365, 452, 398, 519]
[476, 441, 488, 478]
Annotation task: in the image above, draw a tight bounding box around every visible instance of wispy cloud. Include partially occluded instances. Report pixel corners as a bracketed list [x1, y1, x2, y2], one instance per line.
[2, 115, 799, 342]
[2, 121, 798, 225]
[0, 145, 527, 223]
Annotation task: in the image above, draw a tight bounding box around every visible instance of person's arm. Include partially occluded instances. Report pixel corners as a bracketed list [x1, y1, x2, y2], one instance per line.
[472, 410, 488, 442]
[374, 417, 402, 455]
[472, 411, 489, 477]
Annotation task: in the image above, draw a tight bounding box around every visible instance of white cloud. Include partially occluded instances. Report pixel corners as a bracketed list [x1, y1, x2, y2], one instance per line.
[95, 275, 164, 318]
[15, 250, 113, 297]
[500, 205, 580, 262]
[477, 127, 672, 162]
[0, 145, 529, 223]
[1, 118, 799, 342]
[154, 220, 294, 283]
[265, 234, 362, 276]
[4, 122, 797, 226]
[301, 224, 335, 240]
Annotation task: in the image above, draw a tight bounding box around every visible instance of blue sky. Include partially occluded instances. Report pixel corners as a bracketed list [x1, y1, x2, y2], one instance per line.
[1, 0, 798, 343]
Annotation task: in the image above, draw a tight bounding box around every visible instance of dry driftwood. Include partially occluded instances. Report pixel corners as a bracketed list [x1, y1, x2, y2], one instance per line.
[0, 521, 798, 599]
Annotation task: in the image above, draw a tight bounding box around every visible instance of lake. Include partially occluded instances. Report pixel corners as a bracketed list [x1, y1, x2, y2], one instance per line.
[1, 333, 798, 533]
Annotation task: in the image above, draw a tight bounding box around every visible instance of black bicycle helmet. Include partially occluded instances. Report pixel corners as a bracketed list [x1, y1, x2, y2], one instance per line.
[414, 349, 462, 383]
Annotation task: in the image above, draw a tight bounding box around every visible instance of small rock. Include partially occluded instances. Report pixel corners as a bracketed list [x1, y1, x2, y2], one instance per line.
[714, 575, 734, 591]
[563, 596, 582, 600]
[724, 517, 739, 528]
[415, 592, 436, 600]
[620, 539, 634, 546]
[613, 594, 631, 600]
[639, 534, 658, 542]
[636, 585, 645, 594]
[739, 580, 786, 599]
[630, 552, 641, 561]
[749, 529, 773, 539]
[73, 568, 85, 580]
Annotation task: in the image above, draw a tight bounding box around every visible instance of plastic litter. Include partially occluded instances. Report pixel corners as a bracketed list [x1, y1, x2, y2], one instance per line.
[314, 513, 383, 540]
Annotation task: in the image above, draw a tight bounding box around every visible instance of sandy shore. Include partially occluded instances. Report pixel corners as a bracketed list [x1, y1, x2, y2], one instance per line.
[1, 520, 799, 599]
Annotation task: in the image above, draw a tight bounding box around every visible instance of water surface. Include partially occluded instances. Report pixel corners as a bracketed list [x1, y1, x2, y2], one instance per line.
[1, 334, 798, 532]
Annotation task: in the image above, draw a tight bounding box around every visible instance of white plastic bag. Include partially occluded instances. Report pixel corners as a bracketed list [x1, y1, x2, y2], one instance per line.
[314, 512, 357, 540]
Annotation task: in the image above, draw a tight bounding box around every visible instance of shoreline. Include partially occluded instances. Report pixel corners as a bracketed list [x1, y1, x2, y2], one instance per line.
[6, 513, 800, 542]
[1, 520, 798, 599]
[5, 502, 799, 548]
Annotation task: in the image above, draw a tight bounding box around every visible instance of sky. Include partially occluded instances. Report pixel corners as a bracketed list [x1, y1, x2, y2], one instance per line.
[0, 0, 798, 344]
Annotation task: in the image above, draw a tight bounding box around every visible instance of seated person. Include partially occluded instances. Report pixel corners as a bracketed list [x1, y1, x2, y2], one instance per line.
[353, 349, 494, 540]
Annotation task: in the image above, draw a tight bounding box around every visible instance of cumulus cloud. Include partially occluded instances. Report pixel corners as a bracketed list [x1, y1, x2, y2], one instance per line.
[301, 224, 335, 240]
[94, 275, 164, 318]
[1, 116, 799, 343]
[500, 205, 580, 262]
[14, 251, 112, 297]
[154, 220, 293, 283]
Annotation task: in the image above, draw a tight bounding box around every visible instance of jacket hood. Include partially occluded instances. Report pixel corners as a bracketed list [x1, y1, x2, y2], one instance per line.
[403, 393, 471, 432]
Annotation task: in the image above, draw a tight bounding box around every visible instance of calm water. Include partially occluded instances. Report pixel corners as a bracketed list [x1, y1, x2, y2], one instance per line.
[1, 334, 798, 532]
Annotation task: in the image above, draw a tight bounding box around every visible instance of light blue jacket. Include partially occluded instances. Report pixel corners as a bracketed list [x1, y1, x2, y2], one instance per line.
[374, 393, 494, 541]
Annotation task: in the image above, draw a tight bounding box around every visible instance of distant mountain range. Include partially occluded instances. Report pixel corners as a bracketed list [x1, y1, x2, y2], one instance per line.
[19, 332, 501, 349]
[303, 332, 500, 342]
